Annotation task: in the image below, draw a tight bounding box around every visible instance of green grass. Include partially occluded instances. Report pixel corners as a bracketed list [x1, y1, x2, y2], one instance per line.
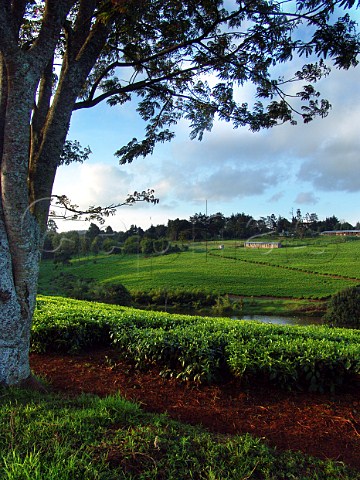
[38, 236, 360, 300]
[1, 388, 359, 479]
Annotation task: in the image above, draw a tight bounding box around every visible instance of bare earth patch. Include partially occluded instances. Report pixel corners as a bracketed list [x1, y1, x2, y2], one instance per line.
[30, 349, 360, 470]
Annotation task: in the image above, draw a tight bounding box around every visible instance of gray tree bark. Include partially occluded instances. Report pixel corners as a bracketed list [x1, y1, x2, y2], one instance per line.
[0, 1, 79, 386]
[0, 1, 108, 386]
[0, 53, 41, 385]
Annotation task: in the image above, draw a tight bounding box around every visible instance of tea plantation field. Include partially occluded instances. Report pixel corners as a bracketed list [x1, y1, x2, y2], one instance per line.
[39, 237, 360, 299]
[214, 236, 360, 279]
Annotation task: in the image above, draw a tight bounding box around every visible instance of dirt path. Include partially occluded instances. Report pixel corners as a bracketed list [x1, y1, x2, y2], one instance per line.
[30, 349, 360, 470]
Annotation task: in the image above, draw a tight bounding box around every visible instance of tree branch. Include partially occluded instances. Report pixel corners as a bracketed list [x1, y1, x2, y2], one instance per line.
[75, 6, 250, 109]
[29, 0, 76, 63]
[0, 2, 17, 53]
[66, 0, 97, 62]
[74, 64, 204, 110]
[31, 55, 54, 152]
[50, 190, 159, 223]
[11, 0, 28, 38]
[29, 11, 111, 230]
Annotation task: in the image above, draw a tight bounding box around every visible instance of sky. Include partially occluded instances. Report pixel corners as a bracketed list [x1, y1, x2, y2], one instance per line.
[53, 19, 360, 233]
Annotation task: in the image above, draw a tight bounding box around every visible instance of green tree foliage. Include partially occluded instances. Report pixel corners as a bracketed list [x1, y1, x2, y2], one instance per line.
[140, 237, 154, 254]
[167, 218, 193, 241]
[325, 286, 360, 328]
[90, 236, 102, 255]
[224, 212, 258, 238]
[86, 223, 101, 242]
[123, 235, 141, 254]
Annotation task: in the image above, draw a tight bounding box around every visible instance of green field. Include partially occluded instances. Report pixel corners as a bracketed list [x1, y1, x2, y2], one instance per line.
[213, 236, 360, 278]
[39, 237, 360, 300]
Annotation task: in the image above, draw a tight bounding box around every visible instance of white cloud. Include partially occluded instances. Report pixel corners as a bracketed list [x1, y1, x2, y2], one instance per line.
[53, 163, 135, 208]
[296, 113, 360, 192]
[186, 166, 283, 202]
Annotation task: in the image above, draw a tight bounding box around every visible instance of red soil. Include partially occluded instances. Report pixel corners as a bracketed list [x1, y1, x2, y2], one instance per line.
[30, 349, 360, 470]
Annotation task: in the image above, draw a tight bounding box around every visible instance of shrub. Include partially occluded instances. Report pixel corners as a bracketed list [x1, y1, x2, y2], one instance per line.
[66, 276, 94, 299]
[212, 295, 242, 316]
[92, 283, 132, 306]
[325, 286, 360, 328]
[57, 274, 133, 306]
[132, 288, 217, 309]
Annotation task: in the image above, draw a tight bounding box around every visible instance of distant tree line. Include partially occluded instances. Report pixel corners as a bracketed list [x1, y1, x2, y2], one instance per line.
[43, 210, 360, 263]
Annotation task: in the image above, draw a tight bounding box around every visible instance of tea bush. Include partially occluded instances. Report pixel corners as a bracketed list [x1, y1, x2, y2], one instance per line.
[111, 321, 231, 383]
[32, 297, 115, 353]
[226, 331, 360, 392]
[32, 296, 360, 392]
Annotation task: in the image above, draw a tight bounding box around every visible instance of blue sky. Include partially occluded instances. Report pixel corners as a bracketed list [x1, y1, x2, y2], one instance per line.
[53, 40, 360, 232]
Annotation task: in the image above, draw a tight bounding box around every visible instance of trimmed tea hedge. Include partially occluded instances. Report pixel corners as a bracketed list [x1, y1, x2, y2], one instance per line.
[32, 296, 360, 392]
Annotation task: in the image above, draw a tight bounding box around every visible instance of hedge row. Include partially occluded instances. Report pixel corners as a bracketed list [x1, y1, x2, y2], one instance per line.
[32, 296, 360, 392]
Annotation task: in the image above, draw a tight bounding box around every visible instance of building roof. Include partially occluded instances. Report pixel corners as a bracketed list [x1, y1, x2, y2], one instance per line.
[321, 230, 360, 234]
[244, 241, 282, 245]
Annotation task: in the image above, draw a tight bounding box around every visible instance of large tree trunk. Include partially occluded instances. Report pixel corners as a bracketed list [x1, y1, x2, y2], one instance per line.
[0, 2, 109, 386]
[0, 223, 39, 385]
[0, 54, 42, 386]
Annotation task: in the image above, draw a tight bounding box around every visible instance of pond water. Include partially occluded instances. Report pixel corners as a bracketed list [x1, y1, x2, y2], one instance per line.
[156, 306, 325, 326]
[233, 314, 324, 326]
